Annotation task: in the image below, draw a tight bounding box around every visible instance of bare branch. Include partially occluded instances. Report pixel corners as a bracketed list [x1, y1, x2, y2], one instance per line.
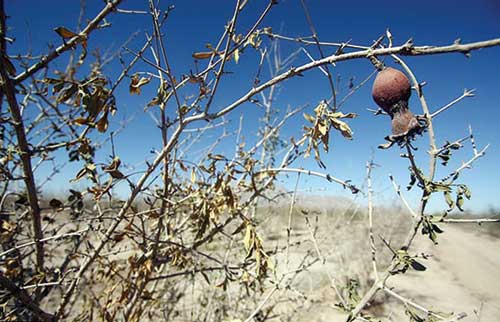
[14, 0, 123, 84]
[0, 272, 55, 322]
[255, 167, 359, 193]
[431, 89, 475, 119]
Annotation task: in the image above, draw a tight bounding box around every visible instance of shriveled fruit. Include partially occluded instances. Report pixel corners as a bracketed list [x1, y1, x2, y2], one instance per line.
[372, 67, 419, 136]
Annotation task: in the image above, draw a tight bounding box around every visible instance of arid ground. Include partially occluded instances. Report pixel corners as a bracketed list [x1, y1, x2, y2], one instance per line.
[291, 222, 500, 321]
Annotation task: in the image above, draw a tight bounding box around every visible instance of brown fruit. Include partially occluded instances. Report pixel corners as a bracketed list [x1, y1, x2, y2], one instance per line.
[372, 67, 421, 137]
[391, 109, 418, 136]
[372, 67, 411, 114]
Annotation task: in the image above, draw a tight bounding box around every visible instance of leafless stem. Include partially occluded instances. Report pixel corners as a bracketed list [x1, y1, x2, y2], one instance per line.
[299, 0, 337, 108]
[442, 218, 500, 223]
[0, 272, 55, 322]
[285, 173, 300, 270]
[0, 1, 44, 272]
[431, 88, 475, 118]
[243, 286, 278, 322]
[203, 0, 242, 113]
[14, 0, 123, 84]
[0, 228, 88, 258]
[440, 144, 489, 182]
[389, 174, 417, 219]
[366, 160, 378, 279]
[208, 38, 500, 122]
[383, 286, 448, 320]
[255, 167, 359, 193]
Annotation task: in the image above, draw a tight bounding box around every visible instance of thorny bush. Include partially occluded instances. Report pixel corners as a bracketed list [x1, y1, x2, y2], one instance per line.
[0, 1, 499, 322]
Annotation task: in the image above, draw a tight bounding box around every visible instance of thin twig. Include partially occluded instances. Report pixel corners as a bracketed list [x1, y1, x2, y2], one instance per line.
[206, 38, 500, 122]
[243, 286, 278, 322]
[14, 0, 123, 84]
[383, 287, 448, 320]
[389, 174, 417, 219]
[0, 1, 44, 272]
[299, 0, 337, 108]
[442, 218, 500, 223]
[366, 160, 378, 279]
[0, 272, 55, 322]
[204, 0, 242, 113]
[431, 89, 475, 118]
[0, 228, 89, 258]
[255, 167, 359, 193]
[285, 173, 300, 270]
[440, 144, 489, 182]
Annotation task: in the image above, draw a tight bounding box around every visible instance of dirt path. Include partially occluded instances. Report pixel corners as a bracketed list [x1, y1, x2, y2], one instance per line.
[386, 224, 500, 321]
[293, 223, 500, 322]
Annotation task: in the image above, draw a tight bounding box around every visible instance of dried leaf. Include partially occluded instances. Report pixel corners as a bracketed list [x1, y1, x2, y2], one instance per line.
[190, 168, 196, 184]
[49, 198, 64, 210]
[129, 74, 151, 95]
[57, 84, 78, 103]
[42, 77, 63, 84]
[192, 51, 223, 60]
[378, 141, 394, 149]
[330, 118, 353, 139]
[303, 113, 315, 123]
[54, 27, 78, 39]
[234, 48, 240, 64]
[103, 157, 125, 179]
[245, 32, 262, 49]
[243, 224, 254, 255]
[456, 194, 465, 211]
[444, 191, 454, 209]
[96, 115, 108, 133]
[72, 117, 90, 126]
[70, 167, 88, 183]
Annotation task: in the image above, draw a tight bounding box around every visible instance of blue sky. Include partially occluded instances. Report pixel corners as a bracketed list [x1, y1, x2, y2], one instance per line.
[5, 0, 500, 213]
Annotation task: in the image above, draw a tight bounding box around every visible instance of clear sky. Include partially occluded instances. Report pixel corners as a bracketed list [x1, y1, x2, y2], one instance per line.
[5, 0, 500, 213]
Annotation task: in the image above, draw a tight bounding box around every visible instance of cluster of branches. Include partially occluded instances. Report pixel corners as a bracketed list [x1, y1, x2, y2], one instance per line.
[0, 0, 499, 321]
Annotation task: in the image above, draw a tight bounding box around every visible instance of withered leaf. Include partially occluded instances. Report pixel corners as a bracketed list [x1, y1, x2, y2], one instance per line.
[103, 157, 125, 179]
[70, 167, 88, 183]
[96, 115, 109, 133]
[42, 77, 63, 84]
[303, 113, 315, 123]
[108, 169, 124, 179]
[49, 198, 64, 210]
[330, 118, 353, 139]
[54, 27, 78, 39]
[57, 84, 78, 103]
[54, 26, 87, 49]
[129, 74, 151, 95]
[192, 51, 224, 60]
[234, 48, 240, 64]
[72, 117, 90, 126]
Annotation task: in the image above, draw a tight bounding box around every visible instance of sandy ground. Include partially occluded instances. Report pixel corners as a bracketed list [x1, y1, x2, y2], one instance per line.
[291, 223, 500, 322]
[386, 224, 500, 321]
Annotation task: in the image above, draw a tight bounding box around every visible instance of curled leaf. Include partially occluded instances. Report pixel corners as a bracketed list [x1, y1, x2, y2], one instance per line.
[96, 114, 109, 133]
[192, 51, 223, 60]
[444, 191, 454, 209]
[54, 27, 78, 39]
[129, 74, 151, 95]
[330, 118, 353, 139]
